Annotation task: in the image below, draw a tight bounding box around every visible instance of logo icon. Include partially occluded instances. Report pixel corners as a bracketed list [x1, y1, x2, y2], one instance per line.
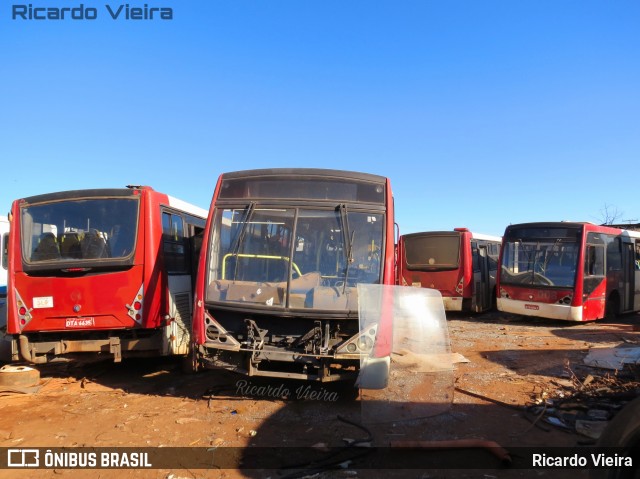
[7, 449, 39, 467]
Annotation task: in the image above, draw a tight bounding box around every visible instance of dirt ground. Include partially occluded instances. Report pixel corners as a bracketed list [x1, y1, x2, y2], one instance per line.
[1, 311, 639, 479]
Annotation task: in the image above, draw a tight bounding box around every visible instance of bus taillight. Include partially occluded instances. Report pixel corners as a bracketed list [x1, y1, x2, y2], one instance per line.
[14, 291, 33, 331]
[126, 285, 144, 324]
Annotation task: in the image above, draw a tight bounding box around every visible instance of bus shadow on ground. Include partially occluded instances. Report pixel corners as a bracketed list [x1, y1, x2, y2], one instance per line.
[477, 327, 640, 379]
[227, 398, 584, 479]
[31, 356, 365, 402]
[2, 355, 592, 479]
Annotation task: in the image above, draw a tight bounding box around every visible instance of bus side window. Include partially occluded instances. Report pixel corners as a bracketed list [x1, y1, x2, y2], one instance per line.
[471, 242, 479, 272]
[163, 212, 188, 273]
[2, 233, 7, 270]
[606, 237, 622, 271]
[585, 245, 605, 276]
[488, 243, 499, 271]
[636, 243, 640, 270]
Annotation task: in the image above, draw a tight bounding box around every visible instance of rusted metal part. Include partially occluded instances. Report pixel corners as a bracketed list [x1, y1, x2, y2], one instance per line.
[0, 364, 41, 388]
[389, 439, 511, 464]
[18, 334, 160, 363]
[454, 386, 522, 411]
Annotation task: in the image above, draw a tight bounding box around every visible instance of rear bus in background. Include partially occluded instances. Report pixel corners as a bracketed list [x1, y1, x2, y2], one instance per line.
[397, 228, 501, 313]
[6, 186, 207, 363]
[1, 216, 9, 326]
[497, 222, 640, 322]
[191, 168, 396, 381]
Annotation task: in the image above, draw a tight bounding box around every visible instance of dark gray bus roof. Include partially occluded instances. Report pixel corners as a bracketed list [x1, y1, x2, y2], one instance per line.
[220, 168, 387, 184]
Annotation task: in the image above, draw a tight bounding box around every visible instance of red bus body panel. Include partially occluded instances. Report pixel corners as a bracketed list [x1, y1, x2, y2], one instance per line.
[10, 268, 144, 332]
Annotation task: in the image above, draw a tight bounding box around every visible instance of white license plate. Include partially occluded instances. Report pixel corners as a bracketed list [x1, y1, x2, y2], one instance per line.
[65, 318, 96, 328]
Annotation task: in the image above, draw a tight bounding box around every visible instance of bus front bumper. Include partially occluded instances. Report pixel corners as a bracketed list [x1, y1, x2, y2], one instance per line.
[497, 298, 583, 321]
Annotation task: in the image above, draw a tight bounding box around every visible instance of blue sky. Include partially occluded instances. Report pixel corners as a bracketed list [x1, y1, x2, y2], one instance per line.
[1, 1, 638, 236]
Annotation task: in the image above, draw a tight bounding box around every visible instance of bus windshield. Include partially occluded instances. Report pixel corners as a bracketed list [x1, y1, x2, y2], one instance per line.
[404, 234, 460, 270]
[206, 206, 384, 311]
[500, 237, 579, 287]
[21, 197, 139, 265]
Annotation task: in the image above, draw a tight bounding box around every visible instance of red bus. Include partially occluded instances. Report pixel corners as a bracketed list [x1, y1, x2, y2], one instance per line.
[497, 222, 640, 321]
[6, 186, 207, 363]
[191, 168, 396, 381]
[397, 228, 501, 313]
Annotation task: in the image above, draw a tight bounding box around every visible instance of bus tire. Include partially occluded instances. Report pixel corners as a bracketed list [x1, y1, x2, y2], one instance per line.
[590, 395, 640, 479]
[181, 348, 200, 374]
[0, 365, 40, 388]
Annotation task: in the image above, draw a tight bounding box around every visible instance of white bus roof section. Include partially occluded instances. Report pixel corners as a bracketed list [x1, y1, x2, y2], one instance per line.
[167, 196, 208, 219]
[470, 232, 502, 242]
[621, 229, 640, 241]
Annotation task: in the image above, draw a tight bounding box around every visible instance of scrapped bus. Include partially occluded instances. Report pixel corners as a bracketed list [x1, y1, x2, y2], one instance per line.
[497, 222, 640, 322]
[192, 168, 396, 381]
[1, 216, 9, 328]
[0, 216, 8, 302]
[6, 186, 207, 363]
[397, 228, 501, 313]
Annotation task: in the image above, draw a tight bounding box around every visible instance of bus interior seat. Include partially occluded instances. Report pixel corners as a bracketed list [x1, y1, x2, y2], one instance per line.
[32, 233, 60, 261]
[60, 233, 82, 259]
[81, 230, 109, 258]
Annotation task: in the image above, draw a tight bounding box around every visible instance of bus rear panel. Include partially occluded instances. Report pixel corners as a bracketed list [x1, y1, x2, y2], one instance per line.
[6, 186, 206, 363]
[398, 228, 501, 313]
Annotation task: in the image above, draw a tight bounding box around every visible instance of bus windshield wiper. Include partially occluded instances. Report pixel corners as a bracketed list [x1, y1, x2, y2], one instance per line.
[231, 202, 256, 281]
[338, 204, 355, 294]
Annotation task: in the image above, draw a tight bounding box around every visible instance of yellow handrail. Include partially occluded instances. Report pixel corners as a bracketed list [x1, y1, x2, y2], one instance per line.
[222, 253, 301, 279]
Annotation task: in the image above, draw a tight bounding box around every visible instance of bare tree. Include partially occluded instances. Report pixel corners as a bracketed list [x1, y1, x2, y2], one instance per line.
[599, 204, 624, 225]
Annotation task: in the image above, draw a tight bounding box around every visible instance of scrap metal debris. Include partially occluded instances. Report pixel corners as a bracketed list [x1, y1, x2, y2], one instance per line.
[583, 346, 640, 370]
[526, 360, 640, 441]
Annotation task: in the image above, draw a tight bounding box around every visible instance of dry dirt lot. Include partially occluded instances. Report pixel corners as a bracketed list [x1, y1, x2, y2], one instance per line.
[1, 311, 639, 479]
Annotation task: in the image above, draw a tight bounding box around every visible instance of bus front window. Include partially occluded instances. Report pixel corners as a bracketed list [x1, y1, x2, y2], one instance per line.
[500, 239, 579, 288]
[206, 207, 384, 311]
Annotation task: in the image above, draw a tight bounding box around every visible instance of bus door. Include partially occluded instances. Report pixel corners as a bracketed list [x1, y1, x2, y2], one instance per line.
[625, 240, 640, 311]
[162, 211, 193, 356]
[473, 243, 490, 312]
[621, 241, 635, 312]
[636, 242, 640, 311]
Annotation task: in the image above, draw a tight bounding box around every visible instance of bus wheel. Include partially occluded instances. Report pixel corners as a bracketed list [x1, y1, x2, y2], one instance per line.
[181, 348, 200, 374]
[605, 293, 620, 321]
[590, 395, 640, 479]
[0, 364, 41, 388]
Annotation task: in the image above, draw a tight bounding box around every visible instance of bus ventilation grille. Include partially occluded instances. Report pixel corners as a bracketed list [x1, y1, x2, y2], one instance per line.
[174, 293, 192, 328]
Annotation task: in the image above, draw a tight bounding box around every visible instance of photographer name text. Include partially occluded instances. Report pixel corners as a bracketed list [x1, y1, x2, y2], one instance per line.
[12, 3, 173, 21]
[533, 453, 632, 468]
